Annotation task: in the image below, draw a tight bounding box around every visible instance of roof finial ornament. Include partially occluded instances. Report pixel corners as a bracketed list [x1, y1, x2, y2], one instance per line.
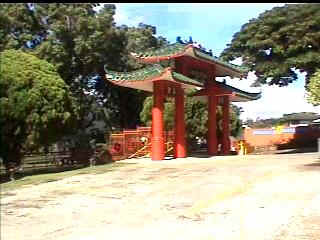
[176, 36, 187, 44]
[193, 41, 200, 48]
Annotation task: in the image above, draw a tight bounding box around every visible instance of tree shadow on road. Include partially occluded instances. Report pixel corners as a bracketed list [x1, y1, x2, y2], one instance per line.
[299, 160, 320, 171]
[189, 152, 211, 158]
[304, 160, 320, 167]
[276, 147, 317, 154]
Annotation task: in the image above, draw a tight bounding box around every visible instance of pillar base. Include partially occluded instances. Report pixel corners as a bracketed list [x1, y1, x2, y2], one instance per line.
[151, 137, 165, 161]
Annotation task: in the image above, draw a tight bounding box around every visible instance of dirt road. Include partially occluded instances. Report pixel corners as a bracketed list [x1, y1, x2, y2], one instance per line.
[1, 153, 320, 240]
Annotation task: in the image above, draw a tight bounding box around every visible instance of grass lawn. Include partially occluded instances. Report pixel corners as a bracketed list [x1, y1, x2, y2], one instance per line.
[0, 162, 134, 194]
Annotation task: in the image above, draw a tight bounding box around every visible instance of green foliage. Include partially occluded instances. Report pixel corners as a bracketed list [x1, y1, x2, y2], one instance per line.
[0, 3, 169, 129]
[0, 50, 79, 169]
[221, 4, 320, 87]
[307, 69, 320, 105]
[139, 96, 175, 131]
[230, 105, 243, 137]
[245, 118, 283, 128]
[139, 90, 243, 148]
[282, 112, 319, 121]
[185, 94, 209, 143]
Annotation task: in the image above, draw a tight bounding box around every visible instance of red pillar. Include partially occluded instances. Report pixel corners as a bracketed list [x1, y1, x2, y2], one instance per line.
[208, 95, 218, 155]
[174, 86, 187, 158]
[151, 81, 165, 160]
[222, 95, 231, 155]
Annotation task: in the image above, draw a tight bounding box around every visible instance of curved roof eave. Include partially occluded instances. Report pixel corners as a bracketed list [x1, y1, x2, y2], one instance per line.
[104, 65, 203, 92]
[131, 43, 249, 77]
[192, 80, 261, 102]
[214, 81, 261, 100]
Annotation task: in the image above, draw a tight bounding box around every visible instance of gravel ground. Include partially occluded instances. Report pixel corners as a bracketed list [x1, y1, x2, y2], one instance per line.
[1, 152, 320, 240]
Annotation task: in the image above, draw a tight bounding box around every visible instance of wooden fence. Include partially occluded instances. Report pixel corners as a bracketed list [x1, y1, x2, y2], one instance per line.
[0, 150, 91, 175]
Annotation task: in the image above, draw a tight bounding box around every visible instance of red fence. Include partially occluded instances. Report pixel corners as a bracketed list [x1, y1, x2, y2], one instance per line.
[107, 127, 174, 160]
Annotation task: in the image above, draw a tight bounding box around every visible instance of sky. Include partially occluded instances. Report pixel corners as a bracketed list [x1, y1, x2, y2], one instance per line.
[100, 3, 320, 121]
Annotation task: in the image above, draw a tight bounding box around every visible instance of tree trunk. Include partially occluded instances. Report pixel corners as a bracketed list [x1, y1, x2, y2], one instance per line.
[3, 149, 23, 181]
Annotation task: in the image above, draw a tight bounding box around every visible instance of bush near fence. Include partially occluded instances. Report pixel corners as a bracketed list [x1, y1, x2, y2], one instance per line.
[0, 150, 93, 178]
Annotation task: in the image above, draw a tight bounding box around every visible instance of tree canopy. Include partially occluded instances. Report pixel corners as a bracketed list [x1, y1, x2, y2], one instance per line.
[0, 50, 79, 169]
[220, 4, 320, 87]
[0, 3, 168, 130]
[307, 69, 320, 106]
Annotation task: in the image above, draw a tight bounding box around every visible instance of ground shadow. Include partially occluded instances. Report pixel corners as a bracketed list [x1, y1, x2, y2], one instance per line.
[189, 148, 212, 158]
[189, 153, 211, 158]
[0, 164, 88, 184]
[298, 159, 320, 172]
[276, 147, 317, 154]
[304, 161, 320, 167]
[276, 126, 319, 154]
[189, 148, 237, 158]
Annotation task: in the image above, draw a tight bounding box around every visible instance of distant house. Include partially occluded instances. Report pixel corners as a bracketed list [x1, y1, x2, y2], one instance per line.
[281, 112, 320, 127]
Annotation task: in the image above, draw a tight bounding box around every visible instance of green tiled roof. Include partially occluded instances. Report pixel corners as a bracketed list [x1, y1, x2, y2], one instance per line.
[105, 64, 204, 87]
[172, 72, 204, 87]
[132, 42, 249, 74]
[193, 49, 249, 74]
[133, 43, 186, 58]
[215, 81, 261, 100]
[104, 64, 165, 82]
[105, 63, 260, 101]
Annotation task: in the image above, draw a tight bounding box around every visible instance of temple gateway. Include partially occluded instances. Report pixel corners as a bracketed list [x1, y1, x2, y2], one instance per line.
[104, 41, 261, 161]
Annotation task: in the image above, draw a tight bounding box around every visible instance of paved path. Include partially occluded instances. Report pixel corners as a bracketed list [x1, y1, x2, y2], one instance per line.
[1, 153, 320, 240]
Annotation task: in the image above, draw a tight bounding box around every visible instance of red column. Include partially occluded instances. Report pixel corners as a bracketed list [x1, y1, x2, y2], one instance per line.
[208, 95, 218, 155]
[151, 81, 165, 160]
[174, 86, 187, 158]
[222, 95, 231, 155]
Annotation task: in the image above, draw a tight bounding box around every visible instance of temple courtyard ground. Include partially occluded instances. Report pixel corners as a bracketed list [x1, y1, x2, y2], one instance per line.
[1, 152, 320, 240]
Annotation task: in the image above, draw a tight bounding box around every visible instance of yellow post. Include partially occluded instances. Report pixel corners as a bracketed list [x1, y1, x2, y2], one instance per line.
[238, 140, 247, 155]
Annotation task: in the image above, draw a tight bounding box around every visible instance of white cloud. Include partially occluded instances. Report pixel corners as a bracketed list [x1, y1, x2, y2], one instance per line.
[168, 3, 286, 12]
[94, 3, 145, 27]
[223, 72, 320, 121]
[114, 5, 144, 27]
[108, 3, 145, 27]
[230, 57, 243, 66]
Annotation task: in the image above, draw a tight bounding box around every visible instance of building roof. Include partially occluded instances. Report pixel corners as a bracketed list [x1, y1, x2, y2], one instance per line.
[214, 81, 261, 102]
[105, 64, 203, 92]
[282, 112, 320, 121]
[105, 64, 260, 102]
[131, 43, 249, 78]
[192, 80, 261, 102]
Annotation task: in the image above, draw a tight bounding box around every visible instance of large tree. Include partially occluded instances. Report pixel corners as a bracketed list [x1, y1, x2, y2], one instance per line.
[0, 50, 79, 171]
[220, 4, 320, 87]
[0, 3, 168, 130]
